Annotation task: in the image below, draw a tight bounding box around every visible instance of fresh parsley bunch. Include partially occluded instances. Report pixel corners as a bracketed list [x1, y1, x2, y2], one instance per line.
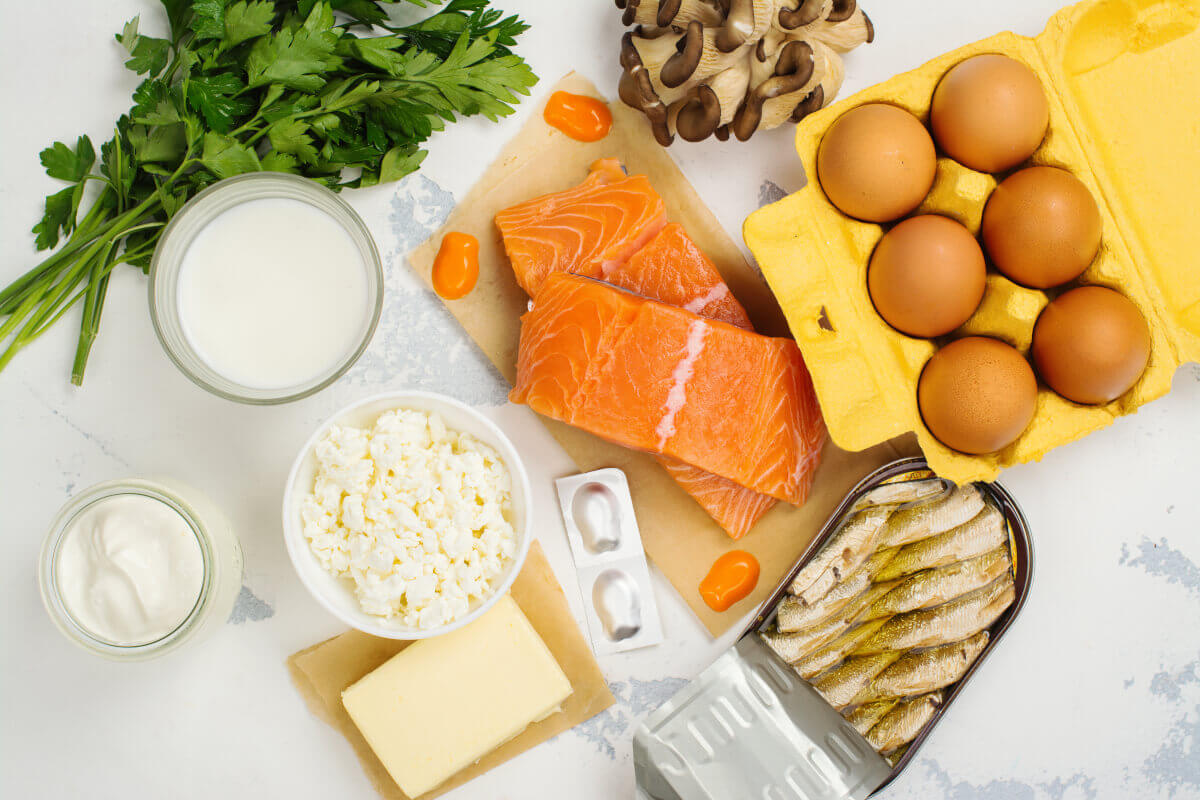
[2, 0, 535, 384]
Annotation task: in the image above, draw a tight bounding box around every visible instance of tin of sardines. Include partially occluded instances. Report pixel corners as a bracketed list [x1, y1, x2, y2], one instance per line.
[633, 457, 1033, 800]
[556, 468, 664, 655]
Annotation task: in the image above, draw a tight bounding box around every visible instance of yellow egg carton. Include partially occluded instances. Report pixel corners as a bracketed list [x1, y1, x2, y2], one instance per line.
[744, 0, 1200, 483]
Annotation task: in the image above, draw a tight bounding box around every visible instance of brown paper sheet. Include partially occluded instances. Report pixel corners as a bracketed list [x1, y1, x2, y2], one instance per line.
[288, 541, 614, 800]
[408, 73, 914, 636]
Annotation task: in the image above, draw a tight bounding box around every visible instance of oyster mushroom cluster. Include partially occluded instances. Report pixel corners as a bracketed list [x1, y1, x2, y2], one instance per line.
[616, 0, 874, 144]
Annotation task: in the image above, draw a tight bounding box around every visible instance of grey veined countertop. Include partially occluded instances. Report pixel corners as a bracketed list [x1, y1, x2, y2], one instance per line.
[1, 1, 1198, 798]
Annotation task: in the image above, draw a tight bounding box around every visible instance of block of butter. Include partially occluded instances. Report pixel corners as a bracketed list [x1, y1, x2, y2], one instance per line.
[342, 595, 573, 798]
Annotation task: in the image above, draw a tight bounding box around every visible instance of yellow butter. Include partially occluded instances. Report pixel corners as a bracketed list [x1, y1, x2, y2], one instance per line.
[745, 0, 1200, 483]
[342, 595, 572, 798]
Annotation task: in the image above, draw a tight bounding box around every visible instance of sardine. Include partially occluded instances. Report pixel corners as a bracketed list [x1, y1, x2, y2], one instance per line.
[866, 692, 942, 754]
[765, 580, 899, 665]
[885, 743, 911, 766]
[881, 484, 985, 547]
[869, 548, 1011, 618]
[856, 577, 1015, 654]
[763, 614, 850, 664]
[853, 478, 948, 511]
[778, 547, 898, 632]
[844, 699, 898, 735]
[875, 505, 1007, 582]
[790, 506, 892, 600]
[854, 630, 990, 703]
[795, 618, 889, 680]
[812, 652, 902, 710]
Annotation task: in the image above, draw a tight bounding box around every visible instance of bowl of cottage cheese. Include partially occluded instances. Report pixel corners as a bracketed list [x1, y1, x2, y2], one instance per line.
[283, 391, 532, 639]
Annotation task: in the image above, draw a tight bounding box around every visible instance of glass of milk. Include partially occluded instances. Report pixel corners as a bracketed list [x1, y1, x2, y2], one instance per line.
[150, 173, 383, 403]
[38, 478, 243, 661]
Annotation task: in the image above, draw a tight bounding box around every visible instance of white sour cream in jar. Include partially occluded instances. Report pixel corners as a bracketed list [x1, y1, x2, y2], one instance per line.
[177, 197, 370, 390]
[57, 494, 204, 646]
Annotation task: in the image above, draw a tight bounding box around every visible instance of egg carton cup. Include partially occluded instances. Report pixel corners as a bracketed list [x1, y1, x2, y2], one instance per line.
[744, 0, 1200, 483]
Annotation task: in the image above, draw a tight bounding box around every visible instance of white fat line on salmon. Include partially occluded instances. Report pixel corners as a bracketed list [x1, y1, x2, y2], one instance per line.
[656, 319, 709, 451]
[682, 283, 730, 315]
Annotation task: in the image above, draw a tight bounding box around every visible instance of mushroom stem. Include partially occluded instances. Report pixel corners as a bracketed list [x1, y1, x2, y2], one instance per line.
[624, 0, 728, 27]
[732, 38, 816, 140]
[804, 6, 873, 52]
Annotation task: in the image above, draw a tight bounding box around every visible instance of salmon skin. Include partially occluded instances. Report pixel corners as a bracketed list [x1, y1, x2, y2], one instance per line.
[494, 158, 667, 296]
[496, 164, 777, 538]
[511, 272, 827, 504]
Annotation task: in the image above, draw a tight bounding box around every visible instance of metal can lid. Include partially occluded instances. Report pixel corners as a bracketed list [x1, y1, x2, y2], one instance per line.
[634, 635, 892, 800]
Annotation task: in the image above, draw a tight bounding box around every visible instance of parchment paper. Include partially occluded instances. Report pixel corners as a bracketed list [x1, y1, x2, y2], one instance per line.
[408, 74, 913, 636]
[288, 541, 614, 800]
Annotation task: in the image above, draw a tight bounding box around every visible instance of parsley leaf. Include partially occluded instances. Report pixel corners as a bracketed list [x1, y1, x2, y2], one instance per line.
[191, 0, 227, 39]
[245, 8, 342, 90]
[117, 17, 172, 77]
[221, 0, 275, 49]
[32, 187, 76, 250]
[267, 118, 319, 164]
[39, 136, 96, 182]
[380, 144, 427, 182]
[187, 74, 254, 132]
[129, 123, 187, 163]
[158, 0, 191, 39]
[201, 131, 262, 178]
[132, 80, 183, 126]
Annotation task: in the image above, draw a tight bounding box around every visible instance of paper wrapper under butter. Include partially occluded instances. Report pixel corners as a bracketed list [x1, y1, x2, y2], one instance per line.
[288, 542, 615, 800]
[408, 73, 911, 636]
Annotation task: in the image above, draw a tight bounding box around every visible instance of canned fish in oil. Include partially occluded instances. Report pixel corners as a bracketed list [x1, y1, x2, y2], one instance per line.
[634, 457, 1033, 799]
[556, 468, 664, 655]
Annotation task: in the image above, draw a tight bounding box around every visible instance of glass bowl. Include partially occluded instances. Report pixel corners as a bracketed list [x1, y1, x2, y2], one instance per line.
[38, 478, 243, 661]
[149, 172, 383, 404]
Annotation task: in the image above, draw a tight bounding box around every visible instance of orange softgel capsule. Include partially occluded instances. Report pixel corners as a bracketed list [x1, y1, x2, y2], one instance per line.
[543, 91, 613, 142]
[699, 550, 761, 613]
[431, 232, 480, 300]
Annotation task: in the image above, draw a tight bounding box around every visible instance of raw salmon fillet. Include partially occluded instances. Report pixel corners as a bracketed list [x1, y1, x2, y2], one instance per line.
[614, 224, 777, 538]
[659, 458, 779, 539]
[609, 223, 751, 329]
[511, 273, 827, 504]
[497, 165, 777, 537]
[495, 159, 667, 296]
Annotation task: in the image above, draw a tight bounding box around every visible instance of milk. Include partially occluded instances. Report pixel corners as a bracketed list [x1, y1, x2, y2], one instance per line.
[177, 197, 370, 389]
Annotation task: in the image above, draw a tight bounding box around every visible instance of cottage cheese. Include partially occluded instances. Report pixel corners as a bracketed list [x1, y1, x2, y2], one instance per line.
[300, 409, 517, 629]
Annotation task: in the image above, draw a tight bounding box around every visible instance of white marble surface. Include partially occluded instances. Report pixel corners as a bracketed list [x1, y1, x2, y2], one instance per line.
[2, 1, 1198, 798]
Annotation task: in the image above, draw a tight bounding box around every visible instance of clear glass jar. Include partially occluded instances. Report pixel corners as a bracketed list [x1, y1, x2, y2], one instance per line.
[149, 172, 383, 404]
[38, 478, 243, 661]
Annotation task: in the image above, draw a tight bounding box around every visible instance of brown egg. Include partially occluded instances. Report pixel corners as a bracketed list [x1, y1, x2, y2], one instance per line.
[1032, 286, 1151, 404]
[918, 337, 1038, 454]
[931, 54, 1049, 173]
[981, 166, 1102, 288]
[817, 103, 937, 223]
[868, 215, 987, 338]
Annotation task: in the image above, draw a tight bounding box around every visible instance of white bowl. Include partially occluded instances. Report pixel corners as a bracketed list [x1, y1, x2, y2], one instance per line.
[282, 391, 533, 639]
